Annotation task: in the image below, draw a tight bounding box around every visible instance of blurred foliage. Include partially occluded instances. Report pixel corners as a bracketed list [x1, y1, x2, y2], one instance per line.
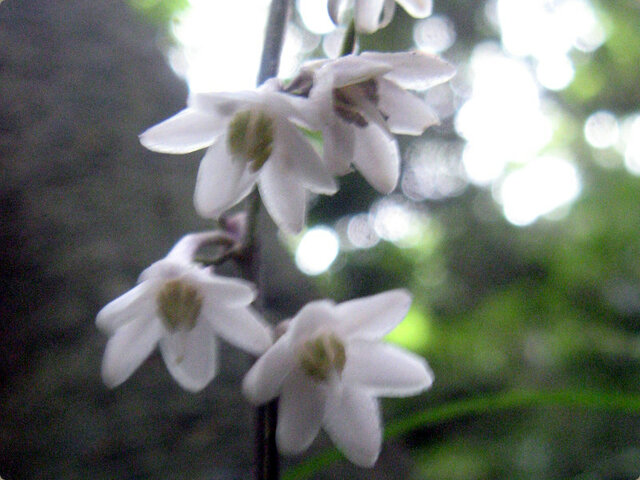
[296, 1, 640, 478]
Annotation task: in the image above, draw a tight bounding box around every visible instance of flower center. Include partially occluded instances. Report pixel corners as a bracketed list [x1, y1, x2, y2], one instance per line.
[227, 110, 274, 172]
[332, 78, 379, 127]
[157, 279, 203, 332]
[298, 332, 346, 382]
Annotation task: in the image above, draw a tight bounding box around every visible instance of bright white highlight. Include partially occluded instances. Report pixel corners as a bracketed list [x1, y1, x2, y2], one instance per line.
[623, 115, 640, 175]
[497, 0, 605, 60]
[584, 111, 620, 149]
[371, 197, 423, 245]
[497, 156, 581, 226]
[536, 55, 574, 91]
[295, 226, 340, 275]
[413, 15, 456, 53]
[347, 214, 380, 249]
[171, 0, 271, 92]
[456, 45, 552, 185]
[297, 0, 336, 34]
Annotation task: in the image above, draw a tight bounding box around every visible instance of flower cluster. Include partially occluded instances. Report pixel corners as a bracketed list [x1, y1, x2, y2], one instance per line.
[141, 51, 454, 233]
[98, 7, 455, 471]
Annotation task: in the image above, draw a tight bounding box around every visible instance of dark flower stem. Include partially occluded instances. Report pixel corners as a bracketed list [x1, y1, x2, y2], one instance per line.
[244, 1, 290, 480]
[339, 19, 357, 56]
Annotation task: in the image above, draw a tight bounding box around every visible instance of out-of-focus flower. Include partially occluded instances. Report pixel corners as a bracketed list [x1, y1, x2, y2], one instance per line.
[242, 289, 433, 467]
[288, 51, 455, 193]
[139, 81, 337, 234]
[328, 0, 433, 33]
[97, 233, 272, 392]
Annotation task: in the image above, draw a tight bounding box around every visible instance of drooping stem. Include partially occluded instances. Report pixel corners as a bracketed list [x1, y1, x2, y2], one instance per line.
[246, 1, 290, 480]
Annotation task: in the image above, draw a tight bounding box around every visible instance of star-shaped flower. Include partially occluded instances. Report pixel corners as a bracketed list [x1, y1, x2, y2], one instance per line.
[329, 0, 433, 34]
[290, 51, 455, 194]
[242, 289, 433, 467]
[139, 82, 337, 234]
[97, 233, 272, 392]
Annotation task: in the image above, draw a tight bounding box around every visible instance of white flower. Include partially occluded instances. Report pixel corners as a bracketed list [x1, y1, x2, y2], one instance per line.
[294, 51, 455, 194]
[97, 233, 272, 392]
[328, 0, 433, 34]
[242, 289, 433, 467]
[139, 81, 337, 234]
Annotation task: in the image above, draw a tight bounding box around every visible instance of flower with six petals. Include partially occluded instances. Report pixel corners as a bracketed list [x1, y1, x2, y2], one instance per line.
[139, 81, 337, 234]
[97, 233, 272, 392]
[291, 51, 455, 194]
[242, 289, 433, 467]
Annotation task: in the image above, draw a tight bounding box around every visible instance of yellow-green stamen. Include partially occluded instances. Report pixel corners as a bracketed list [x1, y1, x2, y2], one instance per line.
[298, 332, 346, 382]
[157, 279, 203, 332]
[227, 110, 275, 172]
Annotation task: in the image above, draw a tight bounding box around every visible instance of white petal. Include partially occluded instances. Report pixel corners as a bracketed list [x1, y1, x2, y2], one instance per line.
[335, 289, 412, 340]
[189, 91, 258, 116]
[159, 319, 218, 392]
[318, 55, 391, 89]
[242, 336, 296, 404]
[96, 280, 159, 334]
[190, 270, 256, 307]
[276, 369, 327, 455]
[205, 305, 272, 355]
[352, 122, 400, 194]
[289, 300, 338, 343]
[328, 0, 345, 25]
[323, 120, 355, 175]
[101, 317, 164, 388]
[139, 109, 225, 154]
[379, 0, 396, 29]
[360, 51, 456, 90]
[343, 341, 433, 396]
[354, 0, 386, 33]
[323, 385, 382, 467]
[396, 0, 432, 18]
[193, 136, 257, 218]
[378, 78, 439, 135]
[258, 159, 307, 234]
[272, 120, 337, 195]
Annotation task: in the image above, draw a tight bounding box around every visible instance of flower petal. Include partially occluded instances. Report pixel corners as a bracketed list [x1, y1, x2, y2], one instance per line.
[361, 51, 456, 90]
[96, 280, 159, 334]
[378, 78, 439, 135]
[271, 119, 337, 195]
[193, 135, 257, 219]
[276, 369, 327, 454]
[139, 109, 226, 154]
[242, 336, 296, 404]
[205, 305, 272, 355]
[335, 289, 412, 340]
[351, 122, 400, 194]
[328, 0, 344, 25]
[354, 0, 386, 33]
[159, 319, 218, 392]
[258, 159, 307, 234]
[343, 341, 433, 396]
[323, 120, 355, 175]
[318, 55, 391, 89]
[323, 385, 382, 467]
[396, 0, 432, 18]
[289, 300, 338, 343]
[190, 270, 256, 307]
[101, 317, 164, 388]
